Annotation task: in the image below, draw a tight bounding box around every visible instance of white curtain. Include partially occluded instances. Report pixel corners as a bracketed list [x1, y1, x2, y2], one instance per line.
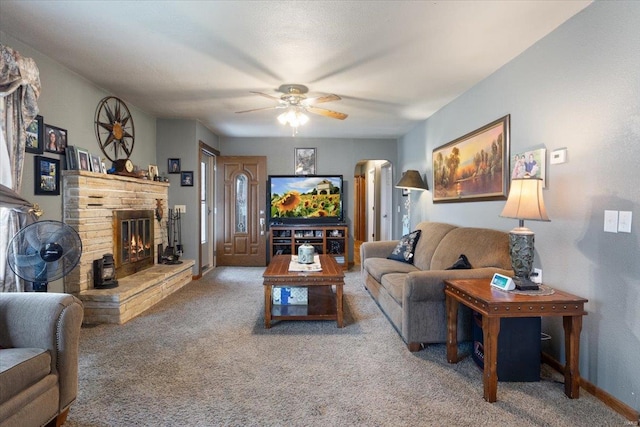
[0, 43, 41, 292]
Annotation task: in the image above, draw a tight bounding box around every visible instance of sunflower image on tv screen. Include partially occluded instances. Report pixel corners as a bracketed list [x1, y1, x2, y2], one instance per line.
[270, 177, 342, 219]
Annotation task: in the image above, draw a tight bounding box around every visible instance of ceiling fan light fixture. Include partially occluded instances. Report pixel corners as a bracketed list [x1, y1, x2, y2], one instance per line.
[277, 108, 309, 128]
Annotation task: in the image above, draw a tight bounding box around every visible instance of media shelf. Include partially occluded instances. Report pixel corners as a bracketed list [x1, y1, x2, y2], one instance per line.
[269, 224, 349, 269]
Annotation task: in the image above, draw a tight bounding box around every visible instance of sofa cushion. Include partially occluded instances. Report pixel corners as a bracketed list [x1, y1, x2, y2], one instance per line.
[430, 227, 511, 271]
[380, 273, 407, 306]
[0, 348, 51, 403]
[387, 230, 421, 263]
[363, 257, 419, 283]
[411, 222, 458, 271]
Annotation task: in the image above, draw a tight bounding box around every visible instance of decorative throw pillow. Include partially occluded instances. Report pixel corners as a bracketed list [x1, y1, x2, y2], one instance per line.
[387, 230, 421, 264]
[446, 254, 472, 270]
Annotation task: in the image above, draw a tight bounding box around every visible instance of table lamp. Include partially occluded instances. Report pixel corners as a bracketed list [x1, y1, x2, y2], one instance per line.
[499, 177, 549, 290]
[396, 170, 428, 232]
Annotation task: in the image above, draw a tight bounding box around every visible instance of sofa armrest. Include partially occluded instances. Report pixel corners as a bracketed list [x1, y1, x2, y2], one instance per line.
[360, 240, 399, 261]
[404, 267, 514, 302]
[0, 293, 84, 412]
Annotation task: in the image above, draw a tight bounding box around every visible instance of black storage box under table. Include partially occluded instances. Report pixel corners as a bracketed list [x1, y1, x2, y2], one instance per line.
[472, 311, 541, 382]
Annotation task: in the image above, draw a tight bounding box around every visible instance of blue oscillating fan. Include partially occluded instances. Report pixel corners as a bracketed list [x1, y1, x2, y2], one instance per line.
[6, 220, 82, 291]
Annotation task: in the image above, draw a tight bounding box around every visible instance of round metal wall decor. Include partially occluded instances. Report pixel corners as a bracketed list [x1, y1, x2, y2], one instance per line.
[94, 96, 135, 162]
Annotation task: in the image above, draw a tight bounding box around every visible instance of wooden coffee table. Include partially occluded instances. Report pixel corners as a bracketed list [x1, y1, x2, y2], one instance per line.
[263, 254, 345, 328]
[444, 278, 588, 403]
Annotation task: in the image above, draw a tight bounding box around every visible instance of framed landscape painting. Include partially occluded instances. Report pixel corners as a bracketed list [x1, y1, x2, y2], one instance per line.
[432, 115, 510, 203]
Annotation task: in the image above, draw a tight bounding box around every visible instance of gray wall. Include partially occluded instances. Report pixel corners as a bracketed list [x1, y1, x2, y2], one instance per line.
[399, 2, 639, 412]
[156, 119, 219, 274]
[220, 136, 398, 257]
[1, 31, 157, 293]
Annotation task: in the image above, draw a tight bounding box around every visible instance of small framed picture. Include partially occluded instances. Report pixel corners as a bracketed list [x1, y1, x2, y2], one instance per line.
[294, 148, 316, 175]
[181, 171, 193, 186]
[511, 148, 546, 188]
[101, 161, 107, 174]
[76, 148, 90, 171]
[148, 164, 159, 181]
[168, 158, 181, 174]
[44, 124, 68, 154]
[26, 115, 44, 154]
[90, 154, 102, 173]
[34, 156, 60, 195]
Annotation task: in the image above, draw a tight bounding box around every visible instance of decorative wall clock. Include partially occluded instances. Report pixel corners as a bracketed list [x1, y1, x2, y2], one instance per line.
[94, 96, 135, 163]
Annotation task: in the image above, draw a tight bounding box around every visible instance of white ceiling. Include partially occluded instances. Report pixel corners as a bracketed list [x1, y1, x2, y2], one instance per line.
[0, 1, 591, 139]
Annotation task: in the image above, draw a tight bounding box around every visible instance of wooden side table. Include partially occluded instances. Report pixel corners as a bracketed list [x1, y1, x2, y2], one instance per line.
[444, 278, 587, 403]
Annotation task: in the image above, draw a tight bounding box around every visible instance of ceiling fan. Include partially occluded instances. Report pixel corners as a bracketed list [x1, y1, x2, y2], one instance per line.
[236, 84, 348, 122]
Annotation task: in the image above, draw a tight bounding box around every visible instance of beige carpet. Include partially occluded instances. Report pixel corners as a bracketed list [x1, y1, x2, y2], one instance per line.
[64, 267, 626, 426]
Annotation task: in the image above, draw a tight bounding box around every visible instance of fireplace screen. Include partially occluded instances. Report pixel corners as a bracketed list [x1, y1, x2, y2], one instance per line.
[114, 210, 154, 277]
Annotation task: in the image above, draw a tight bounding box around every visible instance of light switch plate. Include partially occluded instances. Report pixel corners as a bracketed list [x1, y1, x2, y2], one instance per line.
[618, 211, 632, 233]
[604, 210, 618, 233]
[174, 205, 186, 213]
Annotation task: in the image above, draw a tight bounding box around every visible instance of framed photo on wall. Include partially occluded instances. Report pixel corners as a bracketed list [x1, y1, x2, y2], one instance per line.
[34, 156, 60, 195]
[168, 158, 181, 174]
[432, 115, 510, 203]
[181, 171, 193, 186]
[511, 148, 546, 188]
[25, 115, 44, 154]
[44, 124, 67, 154]
[294, 147, 316, 175]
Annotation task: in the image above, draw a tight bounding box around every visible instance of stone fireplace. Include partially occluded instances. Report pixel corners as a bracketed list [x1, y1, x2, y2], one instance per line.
[63, 170, 193, 324]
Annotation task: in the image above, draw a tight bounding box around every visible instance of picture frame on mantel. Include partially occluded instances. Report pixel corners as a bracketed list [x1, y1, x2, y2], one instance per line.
[34, 156, 60, 195]
[294, 147, 316, 175]
[432, 115, 510, 203]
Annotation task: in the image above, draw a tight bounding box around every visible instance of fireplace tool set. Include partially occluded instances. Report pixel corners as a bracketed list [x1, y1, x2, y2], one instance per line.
[161, 208, 183, 264]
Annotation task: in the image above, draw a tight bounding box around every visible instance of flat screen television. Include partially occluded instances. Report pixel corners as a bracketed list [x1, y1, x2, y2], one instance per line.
[268, 175, 344, 225]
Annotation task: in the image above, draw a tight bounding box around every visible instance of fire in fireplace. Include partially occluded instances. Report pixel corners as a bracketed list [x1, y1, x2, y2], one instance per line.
[114, 210, 155, 278]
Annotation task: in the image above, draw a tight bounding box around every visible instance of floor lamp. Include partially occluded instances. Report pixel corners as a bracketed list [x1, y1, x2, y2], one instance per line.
[499, 177, 550, 290]
[396, 170, 428, 233]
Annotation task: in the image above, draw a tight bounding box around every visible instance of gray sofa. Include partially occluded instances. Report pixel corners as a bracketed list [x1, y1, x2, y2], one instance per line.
[0, 293, 83, 427]
[361, 221, 513, 352]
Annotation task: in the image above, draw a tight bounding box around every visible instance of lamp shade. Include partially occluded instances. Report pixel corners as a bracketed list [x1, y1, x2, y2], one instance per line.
[500, 177, 549, 222]
[395, 170, 428, 191]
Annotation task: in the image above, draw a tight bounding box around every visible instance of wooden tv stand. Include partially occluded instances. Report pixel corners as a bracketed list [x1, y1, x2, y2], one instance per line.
[269, 224, 349, 269]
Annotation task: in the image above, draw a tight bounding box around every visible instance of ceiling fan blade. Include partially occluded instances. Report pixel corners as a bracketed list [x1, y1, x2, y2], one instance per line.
[250, 91, 281, 101]
[235, 106, 280, 114]
[305, 106, 348, 120]
[303, 94, 341, 105]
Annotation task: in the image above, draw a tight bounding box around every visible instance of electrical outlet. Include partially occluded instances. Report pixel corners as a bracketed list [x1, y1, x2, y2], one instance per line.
[531, 268, 542, 284]
[174, 205, 186, 213]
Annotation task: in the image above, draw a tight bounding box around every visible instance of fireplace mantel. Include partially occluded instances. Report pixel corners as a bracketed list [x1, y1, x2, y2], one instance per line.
[63, 171, 193, 324]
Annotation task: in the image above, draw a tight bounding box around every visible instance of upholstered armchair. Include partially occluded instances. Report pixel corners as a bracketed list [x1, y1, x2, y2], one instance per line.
[0, 293, 83, 427]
